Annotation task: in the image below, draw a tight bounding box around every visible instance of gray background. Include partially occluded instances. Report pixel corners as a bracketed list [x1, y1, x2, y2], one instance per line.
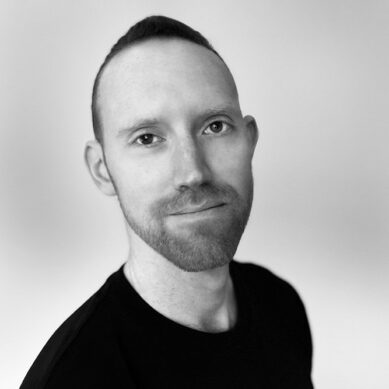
[1, 0, 388, 388]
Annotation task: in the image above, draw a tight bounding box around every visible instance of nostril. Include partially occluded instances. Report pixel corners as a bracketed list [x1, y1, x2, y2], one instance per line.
[174, 158, 212, 190]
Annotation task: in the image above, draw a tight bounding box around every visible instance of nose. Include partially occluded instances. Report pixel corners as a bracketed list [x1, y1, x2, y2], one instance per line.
[172, 136, 212, 191]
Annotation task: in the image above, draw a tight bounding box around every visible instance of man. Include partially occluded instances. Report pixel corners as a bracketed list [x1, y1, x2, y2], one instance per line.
[21, 15, 313, 388]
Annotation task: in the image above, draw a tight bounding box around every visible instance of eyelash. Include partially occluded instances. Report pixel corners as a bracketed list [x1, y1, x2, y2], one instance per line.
[132, 120, 232, 147]
[134, 133, 164, 147]
[203, 120, 232, 136]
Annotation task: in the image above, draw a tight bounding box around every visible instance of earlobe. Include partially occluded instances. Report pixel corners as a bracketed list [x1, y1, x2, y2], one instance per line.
[244, 115, 259, 152]
[84, 140, 116, 196]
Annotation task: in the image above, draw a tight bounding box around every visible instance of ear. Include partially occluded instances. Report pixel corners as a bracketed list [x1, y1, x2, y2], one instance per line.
[84, 140, 116, 196]
[243, 115, 259, 155]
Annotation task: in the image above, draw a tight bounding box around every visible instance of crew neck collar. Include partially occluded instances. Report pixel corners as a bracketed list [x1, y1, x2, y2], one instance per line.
[110, 260, 252, 349]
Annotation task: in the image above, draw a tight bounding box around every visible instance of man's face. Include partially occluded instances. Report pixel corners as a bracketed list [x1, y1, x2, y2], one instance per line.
[96, 38, 257, 272]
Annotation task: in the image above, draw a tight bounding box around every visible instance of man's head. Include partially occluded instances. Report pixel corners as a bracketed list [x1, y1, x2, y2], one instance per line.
[85, 16, 258, 272]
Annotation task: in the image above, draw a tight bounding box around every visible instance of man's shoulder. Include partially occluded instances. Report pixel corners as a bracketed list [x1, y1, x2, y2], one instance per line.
[232, 260, 309, 316]
[20, 268, 123, 388]
[233, 260, 312, 351]
[232, 260, 299, 294]
[233, 260, 313, 385]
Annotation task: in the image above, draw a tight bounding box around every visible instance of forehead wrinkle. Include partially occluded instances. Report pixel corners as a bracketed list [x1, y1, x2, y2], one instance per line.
[121, 103, 239, 129]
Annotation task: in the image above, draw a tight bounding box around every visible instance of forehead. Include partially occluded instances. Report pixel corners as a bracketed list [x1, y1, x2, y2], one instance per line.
[97, 38, 239, 136]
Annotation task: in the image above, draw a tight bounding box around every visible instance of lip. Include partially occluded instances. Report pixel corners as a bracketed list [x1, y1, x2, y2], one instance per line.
[170, 202, 226, 215]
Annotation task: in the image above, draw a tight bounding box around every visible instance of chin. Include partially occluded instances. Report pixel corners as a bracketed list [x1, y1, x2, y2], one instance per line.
[157, 232, 239, 273]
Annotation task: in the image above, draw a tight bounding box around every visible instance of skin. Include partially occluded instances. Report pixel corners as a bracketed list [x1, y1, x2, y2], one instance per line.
[85, 38, 258, 332]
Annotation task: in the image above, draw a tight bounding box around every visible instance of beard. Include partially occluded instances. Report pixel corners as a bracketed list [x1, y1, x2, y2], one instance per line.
[115, 179, 253, 272]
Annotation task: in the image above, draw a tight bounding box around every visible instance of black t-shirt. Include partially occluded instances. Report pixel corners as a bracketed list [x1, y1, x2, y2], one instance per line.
[21, 261, 314, 388]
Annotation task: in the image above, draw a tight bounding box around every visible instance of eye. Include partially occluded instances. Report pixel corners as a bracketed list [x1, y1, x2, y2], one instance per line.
[203, 121, 231, 135]
[134, 133, 164, 146]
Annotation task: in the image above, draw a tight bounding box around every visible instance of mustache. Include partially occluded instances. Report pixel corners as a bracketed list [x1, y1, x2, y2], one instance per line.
[153, 183, 240, 215]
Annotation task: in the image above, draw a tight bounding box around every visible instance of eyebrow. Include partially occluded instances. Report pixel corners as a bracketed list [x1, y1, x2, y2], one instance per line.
[197, 105, 239, 122]
[116, 105, 239, 138]
[117, 119, 161, 138]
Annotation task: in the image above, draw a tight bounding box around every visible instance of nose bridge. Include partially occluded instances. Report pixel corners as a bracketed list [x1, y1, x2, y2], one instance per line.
[172, 132, 211, 189]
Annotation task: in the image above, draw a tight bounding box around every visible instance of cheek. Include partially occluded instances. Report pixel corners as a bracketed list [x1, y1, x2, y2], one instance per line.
[108, 153, 169, 213]
[206, 137, 253, 194]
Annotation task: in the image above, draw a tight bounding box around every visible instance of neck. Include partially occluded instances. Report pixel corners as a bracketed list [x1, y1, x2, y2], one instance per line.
[123, 232, 237, 333]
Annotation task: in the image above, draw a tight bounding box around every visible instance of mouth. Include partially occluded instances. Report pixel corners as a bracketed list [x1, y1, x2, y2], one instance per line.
[170, 203, 226, 216]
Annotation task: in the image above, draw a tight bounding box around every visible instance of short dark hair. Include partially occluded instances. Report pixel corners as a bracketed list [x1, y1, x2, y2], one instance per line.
[91, 15, 224, 143]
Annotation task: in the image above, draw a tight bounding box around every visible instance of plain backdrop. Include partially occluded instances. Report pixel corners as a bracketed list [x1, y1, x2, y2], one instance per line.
[1, 0, 388, 388]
